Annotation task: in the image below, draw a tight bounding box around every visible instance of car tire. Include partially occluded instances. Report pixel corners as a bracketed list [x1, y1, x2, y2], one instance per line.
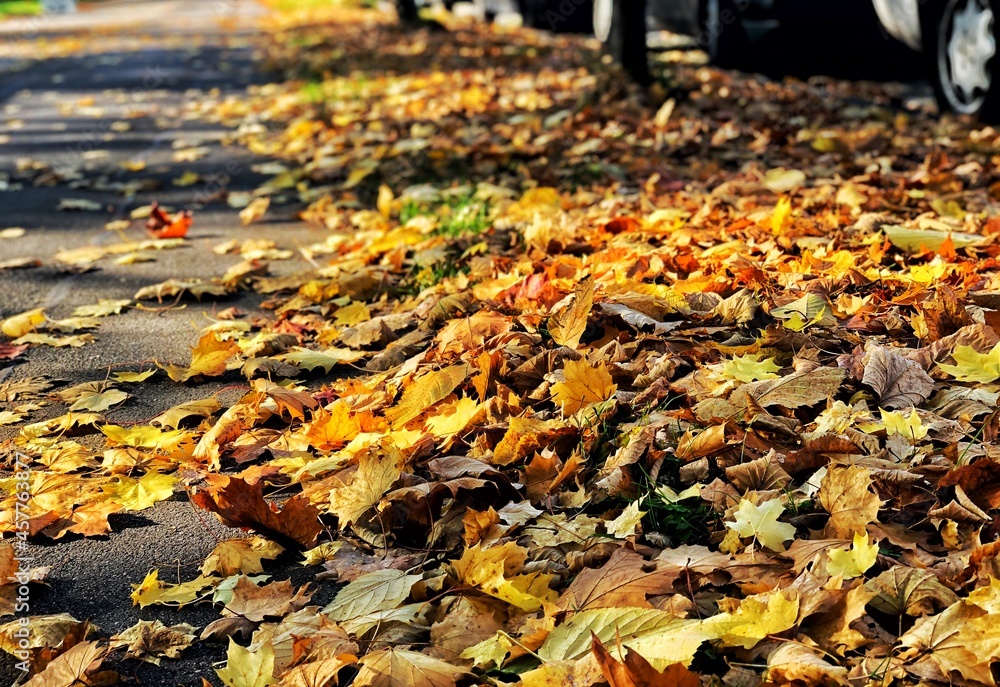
[698, 0, 750, 69]
[594, 0, 650, 85]
[925, 0, 1000, 121]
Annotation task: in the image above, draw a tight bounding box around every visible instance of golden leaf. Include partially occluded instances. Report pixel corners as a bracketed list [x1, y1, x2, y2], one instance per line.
[819, 465, 881, 539]
[549, 277, 595, 348]
[163, 331, 240, 383]
[328, 444, 403, 526]
[551, 358, 616, 415]
[384, 364, 468, 429]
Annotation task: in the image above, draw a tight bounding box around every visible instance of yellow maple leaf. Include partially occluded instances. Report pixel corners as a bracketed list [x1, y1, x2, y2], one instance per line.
[216, 637, 275, 687]
[328, 444, 403, 526]
[460, 631, 514, 669]
[103, 472, 178, 511]
[301, 542, 344, 566]
[101, 424, 193, 452]
[819, 465, 881, 539]
[303, 401, 359, 450]
[726, 498, 796, 552]
[606, 501, 645, 539]
[548, 278, 594, 348]
[452, 542, 555, 611]
[879, 408, 928, 441]
[130, 569, 217, 607]
[551, 358, 616, 415]
[938, 343, 1000, 383]
[720, 354, 781, 383]
[238, 197, 270, 226]
[704, 589, 800, 649]
[425, 396, 480, 437]
[0, 308, 45, 338]
[770, 196, 793, 233]
[162, 331, 239, 383]
[826, 532, 879, 579]
[200, 537, 284, 577]
[385, 364, 469, 429]
[334, 301, 371, 326]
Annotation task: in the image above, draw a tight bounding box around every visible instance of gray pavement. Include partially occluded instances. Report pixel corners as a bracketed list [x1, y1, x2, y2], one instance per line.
[0, 2, 333, 684]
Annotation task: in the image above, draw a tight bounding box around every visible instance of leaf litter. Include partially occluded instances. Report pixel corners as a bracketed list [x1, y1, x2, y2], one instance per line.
[6, 3, 1000, 687]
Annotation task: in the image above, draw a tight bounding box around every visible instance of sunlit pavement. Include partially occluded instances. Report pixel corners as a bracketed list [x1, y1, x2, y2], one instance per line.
[0, 3, 330, 684]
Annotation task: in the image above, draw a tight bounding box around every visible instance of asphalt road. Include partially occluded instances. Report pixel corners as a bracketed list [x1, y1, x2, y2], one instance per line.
[0, 2, 331, 684]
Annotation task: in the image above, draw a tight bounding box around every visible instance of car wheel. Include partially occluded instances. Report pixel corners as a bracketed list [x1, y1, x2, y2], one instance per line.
[594, 0, 650, 85]
[928, 0, 1000, 120]
[698, 0, 749, 69]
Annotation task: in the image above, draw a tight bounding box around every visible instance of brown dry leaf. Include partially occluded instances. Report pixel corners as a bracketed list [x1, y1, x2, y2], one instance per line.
[864, 567, 959, 617]
[429, 596, 504, 662]
[23, 641, 108, 687]
[353, 648, 470, 687]
[558, 549, 679, 611]
[109, 620, 197, 665]
[765, 643, 849, 686]
[191, 475, 323, 548]
[591, 635, 700, 687]
[861, 344, 935, 409]
[253, 379, 319, 420]
[221, 577, 312, 623]
[898, 598, 1000, 686]
[806, 582, 877, 654]
[819, 465, 881, 539]
[736, 367, 844, 409]
[549, 277, 595, 348]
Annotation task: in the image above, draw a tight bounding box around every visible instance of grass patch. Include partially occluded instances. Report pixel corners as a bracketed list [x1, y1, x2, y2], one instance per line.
[633, 456, 716, 546]
[0, 1, 40, 17]
[642, 497, 715, 546]
[400, 193, 493, 237]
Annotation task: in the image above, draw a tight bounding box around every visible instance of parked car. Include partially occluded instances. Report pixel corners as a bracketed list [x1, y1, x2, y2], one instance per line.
[593, 0, 1000, 121]
[875, 0, 999, 119]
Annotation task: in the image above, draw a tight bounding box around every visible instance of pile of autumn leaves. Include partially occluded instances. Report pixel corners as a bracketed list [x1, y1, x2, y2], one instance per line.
[9, 6, 1000, 687]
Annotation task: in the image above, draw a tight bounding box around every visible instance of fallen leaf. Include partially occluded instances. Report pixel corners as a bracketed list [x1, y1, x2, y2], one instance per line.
[551, 358, 616, 415]
[110, 620, 197, 665]
[192, 475, 323, 549]
[216, 637, 275, 687]
[726, 498, 797, 552]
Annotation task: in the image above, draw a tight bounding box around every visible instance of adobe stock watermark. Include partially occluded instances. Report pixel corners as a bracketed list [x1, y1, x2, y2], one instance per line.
[697, 0, 751, 52]
[542, 0, 590, 31]
[10, 452, 33, 677]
